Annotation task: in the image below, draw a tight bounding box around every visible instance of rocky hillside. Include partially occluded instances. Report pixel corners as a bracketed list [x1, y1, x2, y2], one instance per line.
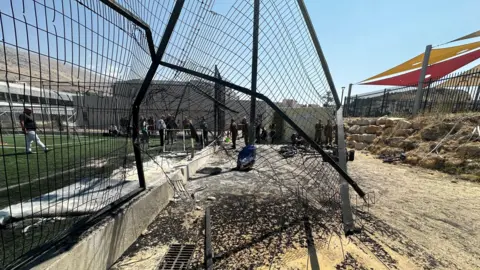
[345, 114, 480, 182]
[0, 44, 107, 92]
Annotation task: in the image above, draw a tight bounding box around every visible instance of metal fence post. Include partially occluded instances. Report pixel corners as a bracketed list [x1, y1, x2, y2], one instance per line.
[204, 207, 213, 270]
[214, 66, 225, 139]
[249, 0, 260, 146]
[423, 79, 432, 112]
[345, 84, 352, 117]
[336, 107, 354, 235]
[131, 0, 184, 188]
[163, 129, 166, 152]
[472, 85, 480, 111]
[380, 89, 387, 115]
[384, 91, 389, 114]
[183, 129, 186, 152]
[367, 99, 373, 117]
[413, 45, 432, 115]
[353, 95, 358, 117]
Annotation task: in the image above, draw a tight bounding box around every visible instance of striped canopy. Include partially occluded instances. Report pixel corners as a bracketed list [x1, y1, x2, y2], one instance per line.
[360, 42, 480, 86]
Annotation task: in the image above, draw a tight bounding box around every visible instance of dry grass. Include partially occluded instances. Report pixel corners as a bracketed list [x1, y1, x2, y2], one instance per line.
[348, 113, 480, 181]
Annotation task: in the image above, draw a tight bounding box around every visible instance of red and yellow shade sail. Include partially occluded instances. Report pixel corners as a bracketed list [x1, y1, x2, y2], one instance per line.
[360, 41, 480, 86]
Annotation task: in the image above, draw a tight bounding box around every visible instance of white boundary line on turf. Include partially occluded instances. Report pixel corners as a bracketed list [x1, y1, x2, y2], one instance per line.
[1, 134, 90, 138]
[0, 139, 108, 149]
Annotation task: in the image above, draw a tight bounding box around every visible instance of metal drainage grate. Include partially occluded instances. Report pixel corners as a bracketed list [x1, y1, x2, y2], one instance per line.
[158, 244, 195, 270]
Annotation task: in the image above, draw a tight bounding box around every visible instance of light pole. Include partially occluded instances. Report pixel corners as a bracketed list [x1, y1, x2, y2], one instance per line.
[341, 86, 345, 105]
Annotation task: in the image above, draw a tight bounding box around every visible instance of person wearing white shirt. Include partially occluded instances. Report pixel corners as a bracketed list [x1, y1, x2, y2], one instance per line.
[156, 117, 166, 146]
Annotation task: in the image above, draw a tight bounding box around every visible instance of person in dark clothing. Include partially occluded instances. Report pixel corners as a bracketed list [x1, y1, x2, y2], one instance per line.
[324, 120, 333, 145]
[19, 107, 48, 153]
[230, 119, 238, 149]
[189, 119, 199, 143]
[173, 119, 179, 142]
[165, 114, 175, 145]
[147, 116, 154, 135]
[255, 115, 262, 143]
[314, 120, 323, 144]
[291, 133, 304, 147]
[269, 123, 276, 144]
[57, 117, 63, 132]
[260, 126, 267, 141]
[200, 117, 208, 145]
[140, 117, 149, 145]
[183, 118, 190, 137]
[241, 117, 249, 146]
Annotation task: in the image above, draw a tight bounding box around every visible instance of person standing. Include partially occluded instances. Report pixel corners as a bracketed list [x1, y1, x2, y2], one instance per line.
[147, 116, 154, 135]
[156, 116, 166, 146]
[269, 123, 276, 144]
[241, 117, 249, 146]
[200, 117, 208, 145]
[165, 114, 174, 145]
[255, 114, 262, 143]
[109, 124, 119, 136]
[230, 119, 238, 149]
[141, 117, 149, 145]
[188, 119, 199, 143]
[260, 126, 267, 142]
[19, 107, 48, 154]
[314, 120, 323, 144]
[324, 120, 333, 145]
[182, 118, 190, 138]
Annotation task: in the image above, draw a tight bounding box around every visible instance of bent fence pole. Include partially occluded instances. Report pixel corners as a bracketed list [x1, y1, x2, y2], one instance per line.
[297, 0, 341, 108]
[336, 107, 355, 234]
[99, 0, 156, 60]
[213, 67, 228, 139]
[249, 0, 260, 145]
[131, 0, 185, 188]
[413, 45, 432, 115]
[345, 84, 353, 117]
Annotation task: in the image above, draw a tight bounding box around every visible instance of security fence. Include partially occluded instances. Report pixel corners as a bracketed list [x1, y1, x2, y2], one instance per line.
[0, 0, 366, 268]
[345, 69, 480, 117]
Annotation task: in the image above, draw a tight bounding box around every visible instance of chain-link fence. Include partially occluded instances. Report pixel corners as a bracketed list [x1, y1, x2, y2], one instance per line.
[0, 0, 366, 268]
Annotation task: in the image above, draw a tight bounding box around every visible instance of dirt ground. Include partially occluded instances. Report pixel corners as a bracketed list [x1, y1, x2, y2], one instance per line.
[111, 148, 480, 270]
[349, 152, 480, 269]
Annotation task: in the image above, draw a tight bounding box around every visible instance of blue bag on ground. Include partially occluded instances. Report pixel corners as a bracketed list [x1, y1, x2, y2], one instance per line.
[237, 145, 256, 170]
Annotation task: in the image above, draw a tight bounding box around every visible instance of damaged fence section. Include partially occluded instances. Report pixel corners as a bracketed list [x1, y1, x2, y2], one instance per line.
[0, 0, 366, 268]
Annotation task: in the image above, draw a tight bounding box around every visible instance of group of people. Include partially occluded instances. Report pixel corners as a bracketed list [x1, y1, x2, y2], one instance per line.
[314, 119, 335, 145]
[137, 115, 209, 147]
[228, 116, 277, 149]
[19, 106, 338, 155]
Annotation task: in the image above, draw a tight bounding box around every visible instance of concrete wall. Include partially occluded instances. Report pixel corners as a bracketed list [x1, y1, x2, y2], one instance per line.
[33, 146, 216, 270]
[274, 107, 332, 142]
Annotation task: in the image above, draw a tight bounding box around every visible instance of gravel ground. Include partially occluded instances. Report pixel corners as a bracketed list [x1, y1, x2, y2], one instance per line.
[349, 152, 480, 270]
[112, 147, 480, 269]
[112, 147, 404, 269]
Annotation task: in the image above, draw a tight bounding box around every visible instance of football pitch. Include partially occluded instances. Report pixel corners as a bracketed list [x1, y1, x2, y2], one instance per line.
[0, 132, 197, 208]
[0, 133, 134, 207]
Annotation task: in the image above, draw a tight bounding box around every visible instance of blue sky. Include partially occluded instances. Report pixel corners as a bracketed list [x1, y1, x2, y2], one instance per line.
[2, 0, 479, 99]
[213, 0, 480, 96]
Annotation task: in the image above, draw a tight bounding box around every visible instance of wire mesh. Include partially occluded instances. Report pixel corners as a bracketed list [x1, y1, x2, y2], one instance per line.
[0, 0, 155, 267]
[140, 0, 362, 267]
[0, 0, 366, 268]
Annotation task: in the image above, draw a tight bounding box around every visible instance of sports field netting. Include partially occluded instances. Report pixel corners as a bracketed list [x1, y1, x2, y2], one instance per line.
[0, 0, 367, 268]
